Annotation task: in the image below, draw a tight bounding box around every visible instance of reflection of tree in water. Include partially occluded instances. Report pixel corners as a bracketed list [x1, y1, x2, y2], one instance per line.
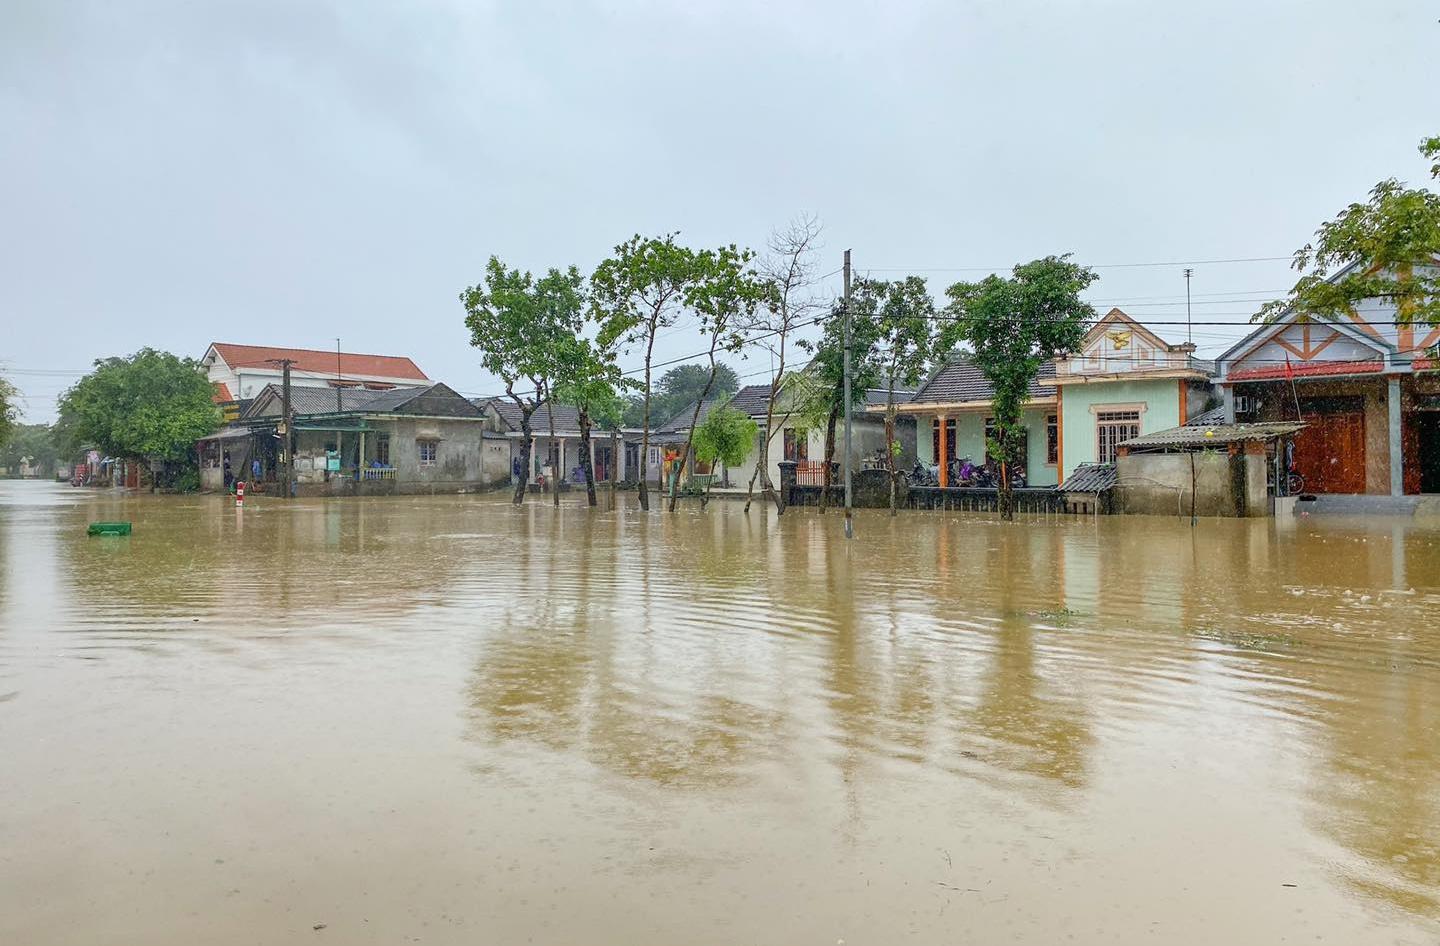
[965, 525, 1091, 790]
[465, 507, 783, 790]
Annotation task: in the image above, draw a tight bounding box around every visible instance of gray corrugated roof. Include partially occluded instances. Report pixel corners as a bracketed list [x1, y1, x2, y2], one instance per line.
[1061, 463, 1117, 493]
[1122, 421, 1306, 449]
[912, 357, 1056, 404]
[1185, 405, 1227, 426]
[865, 387, 915, 405]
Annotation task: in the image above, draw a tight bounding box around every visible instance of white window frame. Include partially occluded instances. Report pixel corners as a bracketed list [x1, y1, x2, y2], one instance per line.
[418, 439, 439, 467]
[1091, 403, 1145, 464]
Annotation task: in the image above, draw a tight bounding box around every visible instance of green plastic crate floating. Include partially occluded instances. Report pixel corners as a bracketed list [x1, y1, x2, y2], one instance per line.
[87, 522, 132, 536]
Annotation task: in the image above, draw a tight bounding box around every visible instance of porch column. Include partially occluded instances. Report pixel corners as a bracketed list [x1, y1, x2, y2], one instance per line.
[937, 413, 949, 487]
[558, 438, 566, 481]
[1388, 377, 1403, 496]
[1221, 385, 1236, 424]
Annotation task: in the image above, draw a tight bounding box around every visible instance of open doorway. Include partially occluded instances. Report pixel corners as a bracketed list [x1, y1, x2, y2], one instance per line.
[1414, 412, 1440, 494]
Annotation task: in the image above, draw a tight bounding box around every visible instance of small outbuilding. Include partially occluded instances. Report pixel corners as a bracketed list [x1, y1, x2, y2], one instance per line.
[1114, 421, 1305, 517]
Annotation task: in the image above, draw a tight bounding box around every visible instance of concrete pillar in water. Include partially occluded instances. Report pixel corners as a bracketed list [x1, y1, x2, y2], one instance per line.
[1388, 377, 1403, 497]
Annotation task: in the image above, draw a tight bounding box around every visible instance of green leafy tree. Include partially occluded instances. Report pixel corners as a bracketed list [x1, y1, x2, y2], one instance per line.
[57, 349, 221, 466]
[553, 330, 627, 507]
[462, 258, 585, 506]
[591, 234, 710, 511]
[0, 374, 18, 451]
[1257, 134, 1440, 335]
[693, 404, 758, 500]
[669, 245, 766, 511]
[0, 423, 60, 477]
[945, 256, 1097, 520]
[629, 362, 741, 428]
[805, 298, 885, 513]
[862, 277, 941, 516]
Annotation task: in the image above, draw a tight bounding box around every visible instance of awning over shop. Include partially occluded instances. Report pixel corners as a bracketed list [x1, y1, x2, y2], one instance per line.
[197, 426, 255, 442]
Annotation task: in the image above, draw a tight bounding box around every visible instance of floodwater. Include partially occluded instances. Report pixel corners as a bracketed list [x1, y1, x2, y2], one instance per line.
[2, 482, 1439, 945]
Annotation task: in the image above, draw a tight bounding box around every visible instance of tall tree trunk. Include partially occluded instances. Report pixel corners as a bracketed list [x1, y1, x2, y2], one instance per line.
[885, 398, 898, 517]
[638, 321, 656, 512]
[743, 462, 761, 513]
[819, 401, 839, 513]
[509, 389, 534, 506]
[668, 343, 723, 513]
[546, 394, 560, 507]
[579, 407, 597, 507]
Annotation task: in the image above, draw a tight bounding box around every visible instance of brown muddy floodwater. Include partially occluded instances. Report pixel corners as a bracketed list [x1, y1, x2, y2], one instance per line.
[2, 480, 1440, 945]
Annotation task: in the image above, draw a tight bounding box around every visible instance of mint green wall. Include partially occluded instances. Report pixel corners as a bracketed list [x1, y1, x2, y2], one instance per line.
[909, 409, 1059, 487]
[1060, 379, 1181, 480]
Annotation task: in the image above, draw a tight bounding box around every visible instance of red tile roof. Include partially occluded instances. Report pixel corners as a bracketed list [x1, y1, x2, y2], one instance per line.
[212, 382, 234, 403]
[208, 343, 429, 381]
[1229, 360, 1384, 382]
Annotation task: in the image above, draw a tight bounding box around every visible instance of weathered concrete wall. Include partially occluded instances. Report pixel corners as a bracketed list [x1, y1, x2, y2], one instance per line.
[1114, 452, 1269, 517]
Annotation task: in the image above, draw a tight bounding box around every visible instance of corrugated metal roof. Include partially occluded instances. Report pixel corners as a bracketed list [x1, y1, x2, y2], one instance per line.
[911, 357, 1056, 404]
[1121, 421, 1306, 449]
[1060, 463, 1117, 493]
[1185, 405, 1227, 426]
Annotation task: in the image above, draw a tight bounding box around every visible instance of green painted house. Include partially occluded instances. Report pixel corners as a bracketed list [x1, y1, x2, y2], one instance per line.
[891, 308, 1215, 486]
[1054, 308, 1215, 482]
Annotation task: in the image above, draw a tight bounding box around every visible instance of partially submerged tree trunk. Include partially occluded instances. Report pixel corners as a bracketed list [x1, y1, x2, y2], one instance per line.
[578, 406, 597, 507]
[638, 324, 657, 512]
[668, 345, 724, 513]
[819, 401, 839, 513]
[508, 386, 535, 506]
[885, 400, 899, 516]
[545, 394, 560, 507]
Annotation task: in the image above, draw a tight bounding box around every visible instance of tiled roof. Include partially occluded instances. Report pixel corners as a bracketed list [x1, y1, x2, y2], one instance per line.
[912, 357, 1056, 404]
[660, 384, 775, 431]
[1061, 463, 1117, 493]
[209, 343, 429, 381]
[212, 382, 234, 403]
[248, 383, 479, 418]
[479, 398, 584, 432]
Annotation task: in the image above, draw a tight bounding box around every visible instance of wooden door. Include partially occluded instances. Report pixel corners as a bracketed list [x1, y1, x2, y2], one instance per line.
[1294, 412, 1366, 493]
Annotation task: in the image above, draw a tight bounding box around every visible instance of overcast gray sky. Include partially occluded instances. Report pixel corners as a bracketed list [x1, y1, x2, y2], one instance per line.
[3, 0, 1437, 421]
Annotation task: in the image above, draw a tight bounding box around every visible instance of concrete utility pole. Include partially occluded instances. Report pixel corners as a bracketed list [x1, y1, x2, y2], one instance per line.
[842, 249, 854, 540]
[267, 358, 297, 499]
[335, 338, 343, 413]
[1183, 268, 1194, 345]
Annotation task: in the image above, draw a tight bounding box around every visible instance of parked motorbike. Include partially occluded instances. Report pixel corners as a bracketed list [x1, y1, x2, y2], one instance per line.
[909, 461, 939, 487]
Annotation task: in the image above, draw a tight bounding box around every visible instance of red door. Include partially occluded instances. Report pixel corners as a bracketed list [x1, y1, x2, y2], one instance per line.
[1294, 412, 1366, 493]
